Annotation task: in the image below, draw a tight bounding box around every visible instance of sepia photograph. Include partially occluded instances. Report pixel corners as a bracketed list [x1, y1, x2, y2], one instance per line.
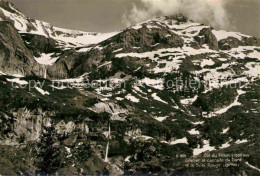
[0, 0, 259, 175]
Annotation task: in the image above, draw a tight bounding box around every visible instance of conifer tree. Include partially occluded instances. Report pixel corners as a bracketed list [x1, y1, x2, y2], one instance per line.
[34, 124, 63, 175]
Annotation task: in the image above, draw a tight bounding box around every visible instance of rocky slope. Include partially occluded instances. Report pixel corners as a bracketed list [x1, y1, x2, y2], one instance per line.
[0, 1, 260, 175]
[0, 20, 45, 76]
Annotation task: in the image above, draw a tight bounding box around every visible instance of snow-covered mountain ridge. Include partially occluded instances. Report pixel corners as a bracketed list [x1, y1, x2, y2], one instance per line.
[0, 1, 260, 175]
[0, 0, 118, 48]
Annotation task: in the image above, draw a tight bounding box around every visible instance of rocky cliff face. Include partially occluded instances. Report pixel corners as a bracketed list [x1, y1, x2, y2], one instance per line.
[0, 107, 90, 146]
[0, 21, 44, 76]
[21, 33, 61, 56]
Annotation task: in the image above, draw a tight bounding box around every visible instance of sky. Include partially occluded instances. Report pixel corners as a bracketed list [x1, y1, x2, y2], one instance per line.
[7, 0, 260, 38]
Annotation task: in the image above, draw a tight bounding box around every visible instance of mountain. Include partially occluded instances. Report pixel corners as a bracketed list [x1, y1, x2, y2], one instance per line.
[0, 0, 118, 77]
[0, 1, 118, 47]
[0, 1, 260, 175]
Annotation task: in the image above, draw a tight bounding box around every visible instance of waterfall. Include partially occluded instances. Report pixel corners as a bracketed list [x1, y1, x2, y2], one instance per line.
[105, 122, 110, 162]
[44, 66, 47, 79]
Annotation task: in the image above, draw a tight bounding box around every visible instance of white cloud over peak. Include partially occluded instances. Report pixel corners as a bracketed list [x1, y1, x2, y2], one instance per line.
[123, 0, 230, 29]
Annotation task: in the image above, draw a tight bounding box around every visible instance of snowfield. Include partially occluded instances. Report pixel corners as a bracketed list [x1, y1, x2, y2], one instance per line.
[35, 53, 59, 65]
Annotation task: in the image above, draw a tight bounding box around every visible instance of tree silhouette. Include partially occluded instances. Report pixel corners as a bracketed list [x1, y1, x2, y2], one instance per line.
[34, 124, 63, 175]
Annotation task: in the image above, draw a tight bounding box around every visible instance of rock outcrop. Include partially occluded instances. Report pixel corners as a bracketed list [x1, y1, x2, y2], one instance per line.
[219, 37, 242, 50]
[219, 36, 260, 50]
[242, 36, 260, 46]
[101, 24, 184, 52]
[194, 28, 219, 50]
[0, 21, 44, 76]
[21, 33, 61, 56]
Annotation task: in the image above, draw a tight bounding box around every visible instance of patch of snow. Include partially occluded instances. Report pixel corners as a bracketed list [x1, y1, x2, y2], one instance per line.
[218, 58, 227, 61]
[244, 62, 260, 78]
[35, 87, 50, 95]
[116, 97, 124, 101]
[125, 156, 131, 163]
[188, 128, 200, 135]
[53, 77, 84, 83]
[76, 47, 92, 53]
[113, 48, 123, 53]
[98, 61, 112, 68]
[235, 139, 248, 144]
[154, 116, 168, 122]
[220, 141, 231, 149]
[169, 137, 188, 145]
[0, 71, 7, 75]
[100, 98, 109, 101]
[146, 24, 161, 29]
[221, 127, 229, 134]
[193, 140, 215, 156]
[6, 78, 28, 85]
[35, 53, 58, 65]
[131, 23, 143, 30]
[65, 147, 71, 154]
[11, 74, 24, 78]
[200, 59, 215, 67]
[49, 85, 67, 90]
[133, 86, 147, 95]
[212, 30, 251, 41]
[125, 94, 139, 103]
[133, 135, 153, 141]
[191, 121, 204, 125]
[53, 31, 119, 47]
[151, 93, 168, 104]
[247, 50, 260, 59]
[181, 95, 198, 105]
[140, 135, 153, 140]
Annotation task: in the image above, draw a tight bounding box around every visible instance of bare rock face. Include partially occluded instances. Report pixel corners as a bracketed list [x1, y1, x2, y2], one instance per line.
[47, 49, 105, 78]
[219, 36, 260, 50]
[70, 49, 105, 78]
[21, 33, 61, 56]
[101, 24, 184, 52]
[0, 21, 44, 76]
[47, 59, 70, 78]
[194, 28, 219, 50]
[0, 107, 90, 145]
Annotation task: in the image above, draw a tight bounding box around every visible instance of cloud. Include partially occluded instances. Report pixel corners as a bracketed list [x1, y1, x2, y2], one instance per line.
[122, 0, 230, 29]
